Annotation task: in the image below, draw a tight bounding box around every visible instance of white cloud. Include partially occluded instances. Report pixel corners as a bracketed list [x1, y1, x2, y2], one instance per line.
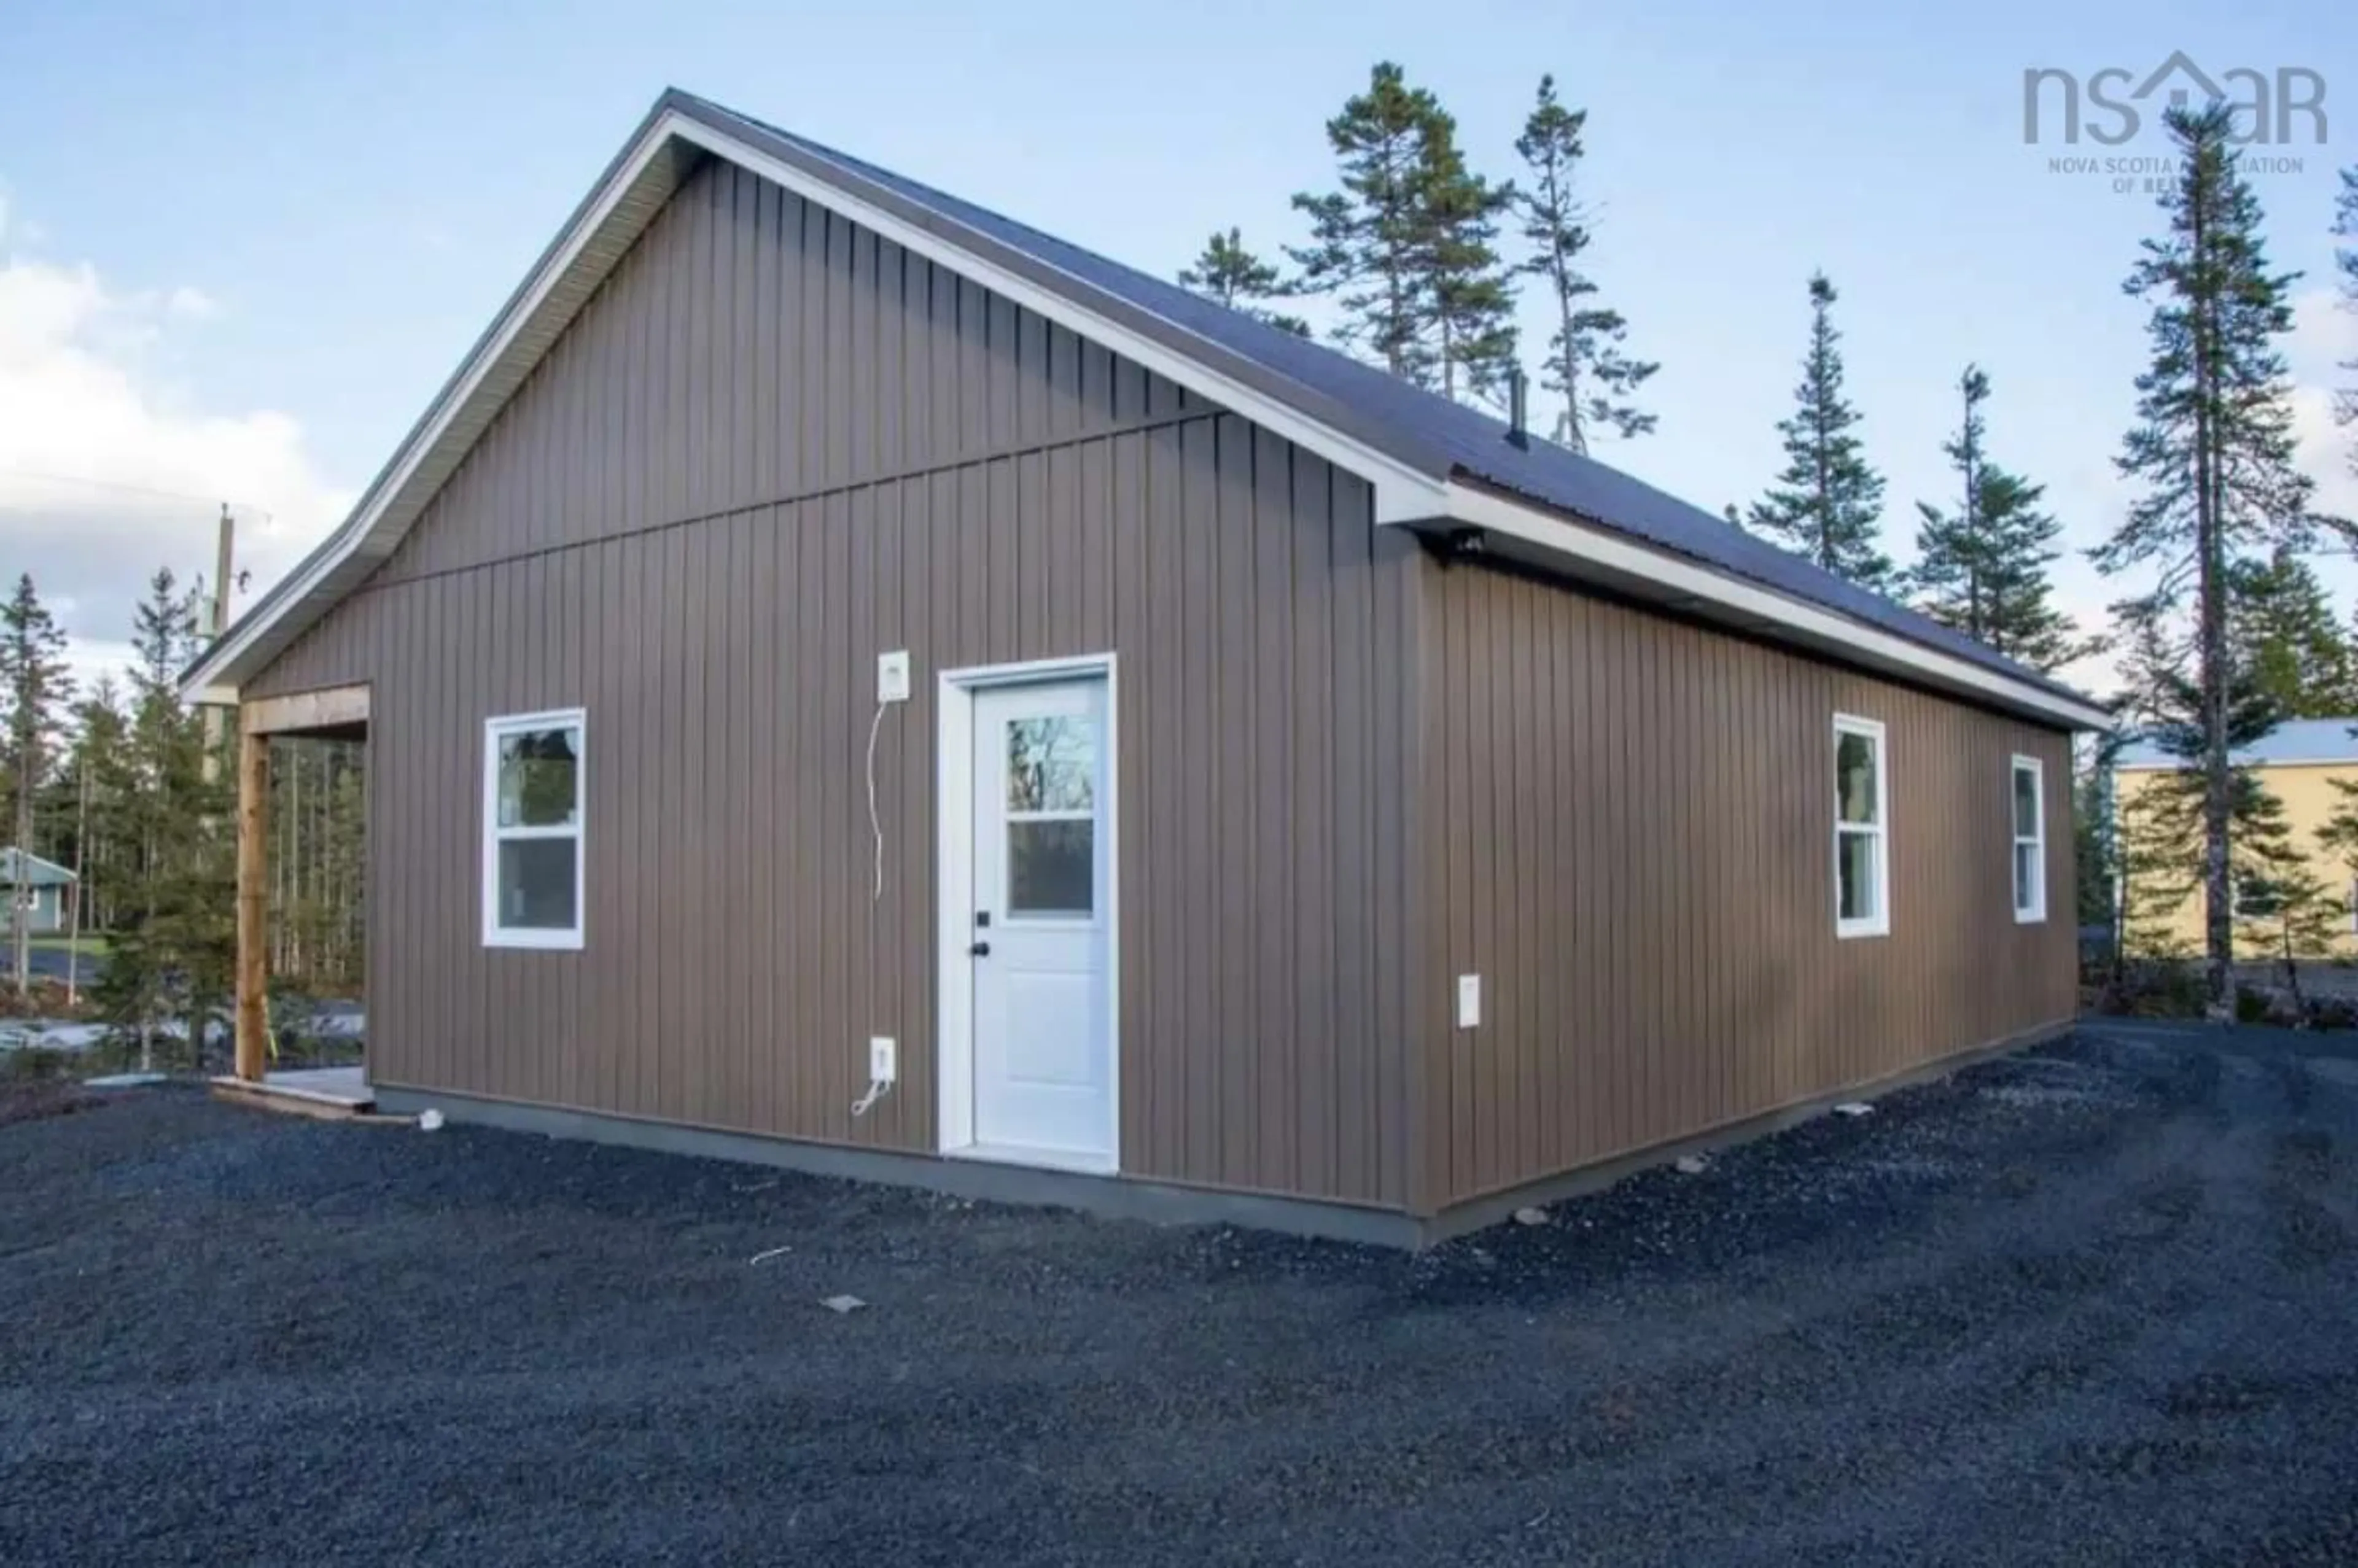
[2290, 287, 2357, 523]
[163, 284, 219, 322]
[0, 232, 350, 683]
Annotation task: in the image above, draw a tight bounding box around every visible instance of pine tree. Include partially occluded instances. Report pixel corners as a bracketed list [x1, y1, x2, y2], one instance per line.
[2, 573, 72, 995]
[1745, 273, 1894, 591]
[2230, 546, 2352, 717]
[1291, 63, 1448, 386]
[2091, 104, 2319, 1020]
[1418, 115, 1519, 402]
[1176, 228, 1310, 336]
[1910, 366, 2092, 671]
[1512, 75, 1656, 451]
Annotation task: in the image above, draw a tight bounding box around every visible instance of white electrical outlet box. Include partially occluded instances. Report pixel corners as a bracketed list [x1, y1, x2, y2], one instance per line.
[1455, 974, 1482, 1030]
[877, 650, 911, 704]
[869, 1036, 897, 1083]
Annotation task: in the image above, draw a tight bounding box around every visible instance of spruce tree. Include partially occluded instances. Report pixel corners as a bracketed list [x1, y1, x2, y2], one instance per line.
[2228, 775, 2343, 1011]
[1418, 116, 1519, 402]
[97, 569, 233, 1068]
[1910, 366, 2091, 671]
[2091, 104, 2318, 1020]
[2, 573, 72, 996]
[1291, 63, 1448, 386]
[1745, 273, 1893, 591]
[2230, 546, 2352, 717]
[2337, 165, 2356, 462]
[1512, 75, 1656, 451]
[1176, 228, 1310, 336]
[2112, 606, 2283, 964]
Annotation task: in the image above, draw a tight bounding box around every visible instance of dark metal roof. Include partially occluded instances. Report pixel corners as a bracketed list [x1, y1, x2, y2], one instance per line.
[689, 92, 2095, 711]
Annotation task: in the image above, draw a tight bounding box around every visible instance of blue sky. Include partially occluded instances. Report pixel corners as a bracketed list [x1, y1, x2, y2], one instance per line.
[1, 0, 2350, 688]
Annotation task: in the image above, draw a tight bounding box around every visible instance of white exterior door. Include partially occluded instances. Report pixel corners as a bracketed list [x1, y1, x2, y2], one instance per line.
[967, 678, 1113, 1168]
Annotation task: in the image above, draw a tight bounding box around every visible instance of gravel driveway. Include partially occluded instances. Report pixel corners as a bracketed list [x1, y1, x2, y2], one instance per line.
[4, 1022, 2356, 1566]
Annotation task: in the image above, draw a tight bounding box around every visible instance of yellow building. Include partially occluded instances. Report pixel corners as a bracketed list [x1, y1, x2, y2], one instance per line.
[2115, 718, 2358, 958]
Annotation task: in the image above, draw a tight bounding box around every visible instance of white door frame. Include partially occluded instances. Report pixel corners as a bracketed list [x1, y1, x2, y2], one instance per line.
[936, 652, 1119, 1171]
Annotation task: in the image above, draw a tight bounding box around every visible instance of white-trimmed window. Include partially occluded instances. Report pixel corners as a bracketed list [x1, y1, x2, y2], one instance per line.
[2010, 755, 2047, 923]
[483, 709, 585, 949]
[1834, 714, 1889, 938]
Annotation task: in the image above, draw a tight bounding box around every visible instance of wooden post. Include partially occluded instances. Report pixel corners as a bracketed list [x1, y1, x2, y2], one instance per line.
[235, 724, 269, 1081]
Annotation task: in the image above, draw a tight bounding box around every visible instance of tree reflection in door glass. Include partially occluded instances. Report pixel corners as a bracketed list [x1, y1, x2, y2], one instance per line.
[1006, 718, 1095, 812]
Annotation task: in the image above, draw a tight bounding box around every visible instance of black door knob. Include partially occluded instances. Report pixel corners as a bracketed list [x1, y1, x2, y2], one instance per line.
[969, 941, 991, 957]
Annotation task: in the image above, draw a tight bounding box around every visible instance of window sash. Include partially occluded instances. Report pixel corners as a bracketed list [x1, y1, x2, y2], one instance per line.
[483, 710, 586, 950]
[2010, 756, 2045, 922]
[1834, 715, 1889, 937]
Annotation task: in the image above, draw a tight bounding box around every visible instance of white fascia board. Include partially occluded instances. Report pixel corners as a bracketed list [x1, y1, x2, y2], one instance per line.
[667, 115, 1449, 523]
[182, 109, 1449, 704]
[1436, 484, 2114, 733]
[179, 120, 686, 702]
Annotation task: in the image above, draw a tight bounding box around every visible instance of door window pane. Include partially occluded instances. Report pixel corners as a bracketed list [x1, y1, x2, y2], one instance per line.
[1006, 717, 1095, 812]
[1008, 820, 1094, 915]
[498, 838, 578, 929]
[498, 728, 580, 827]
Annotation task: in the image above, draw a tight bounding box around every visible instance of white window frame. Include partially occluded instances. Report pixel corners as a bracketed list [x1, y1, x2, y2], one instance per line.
[1834, 713, 1890, 939]
[2010, 754, 2047, 924]
[482, 708, 586, 951]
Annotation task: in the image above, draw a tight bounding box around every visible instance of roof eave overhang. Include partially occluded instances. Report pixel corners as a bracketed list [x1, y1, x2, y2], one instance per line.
[1418, 483, 2114, 734]
[181, 96, 1451, 702]
[181, 91, 2109, 739]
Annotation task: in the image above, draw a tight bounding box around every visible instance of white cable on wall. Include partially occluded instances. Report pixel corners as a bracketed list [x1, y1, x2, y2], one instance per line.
[864, 701, 887, 902]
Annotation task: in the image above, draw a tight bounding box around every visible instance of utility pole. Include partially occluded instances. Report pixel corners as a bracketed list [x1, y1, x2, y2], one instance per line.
[67, 748, 88, 1007]
[201, 503, 235, 777]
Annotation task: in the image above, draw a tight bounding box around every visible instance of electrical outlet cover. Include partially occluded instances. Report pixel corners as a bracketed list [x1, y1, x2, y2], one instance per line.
[869, 1036, 897, 1082]
[877, 650, 911, 704]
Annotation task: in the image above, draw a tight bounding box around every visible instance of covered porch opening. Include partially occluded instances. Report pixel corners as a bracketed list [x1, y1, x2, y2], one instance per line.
[227, 684, 372, 1114]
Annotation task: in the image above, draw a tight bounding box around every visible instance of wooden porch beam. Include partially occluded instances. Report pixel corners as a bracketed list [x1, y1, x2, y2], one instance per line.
[241, 684, 369, 736]
[234, 726, 270, 1081]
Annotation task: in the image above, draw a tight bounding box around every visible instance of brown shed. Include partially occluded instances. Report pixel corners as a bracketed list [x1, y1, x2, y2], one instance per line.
[185, 91, 2108, 1245]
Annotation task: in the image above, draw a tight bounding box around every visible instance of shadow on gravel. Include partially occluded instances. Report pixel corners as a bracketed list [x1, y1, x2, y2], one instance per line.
[3, 1024, 2356, 1567]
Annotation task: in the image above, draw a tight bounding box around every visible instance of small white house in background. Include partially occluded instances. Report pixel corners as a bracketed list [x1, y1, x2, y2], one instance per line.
[1, 847, 76, 936]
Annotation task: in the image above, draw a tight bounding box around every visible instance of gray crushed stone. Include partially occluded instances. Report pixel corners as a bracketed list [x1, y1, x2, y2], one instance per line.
[2, 1022, 2355, 1566]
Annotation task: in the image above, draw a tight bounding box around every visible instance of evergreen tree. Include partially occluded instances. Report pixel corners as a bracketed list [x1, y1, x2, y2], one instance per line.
[61, 676, 132, 936]
[1291, 63, 1448, 386]
[1418, 117, 1519, 402]
[1175, 228, 1310, 336]
[2230, 546, 2352, 717]
[2, 573, 72, 995]
[2228, 777, 2343, 1011]
[1910, 366, 2092, 672]
[2337, 165, 2356, 463]
[2112, 606, 2284, 963]
[1745, 273, 1894, 592]
[95, 569, 233, 1068]
[2091, 104, 2319, 1020]
[1512, 74, 1656, 451]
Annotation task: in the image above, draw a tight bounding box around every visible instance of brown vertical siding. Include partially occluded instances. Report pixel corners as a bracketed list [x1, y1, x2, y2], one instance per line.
[1417, 562, 2079, 1211]
[247, 156, 1420, 1208]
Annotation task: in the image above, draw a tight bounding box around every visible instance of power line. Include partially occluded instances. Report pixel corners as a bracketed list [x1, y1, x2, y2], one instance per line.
[0, 465, 272, 521]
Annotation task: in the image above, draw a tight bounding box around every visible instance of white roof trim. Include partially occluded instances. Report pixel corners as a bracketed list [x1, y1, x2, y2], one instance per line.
[1438, 484, 2113, 732]
[182, 106, 1448, 700]
[182, 98, 2107, 735]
